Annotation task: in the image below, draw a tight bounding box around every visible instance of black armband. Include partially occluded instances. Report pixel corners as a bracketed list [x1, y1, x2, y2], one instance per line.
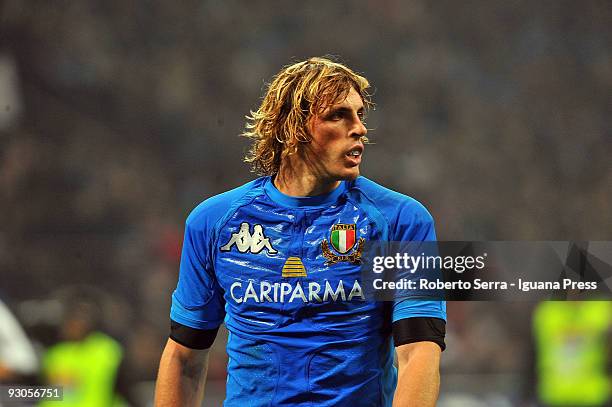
[169, 320, 219, 350]
[392, 317, 446, 351]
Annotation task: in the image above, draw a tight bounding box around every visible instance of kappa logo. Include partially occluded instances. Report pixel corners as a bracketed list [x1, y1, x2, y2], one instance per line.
[220, 222, 278, 254]
[321, 224, 365, 265]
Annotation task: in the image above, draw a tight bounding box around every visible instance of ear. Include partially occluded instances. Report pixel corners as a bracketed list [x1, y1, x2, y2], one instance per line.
[301, 115, 316, 142]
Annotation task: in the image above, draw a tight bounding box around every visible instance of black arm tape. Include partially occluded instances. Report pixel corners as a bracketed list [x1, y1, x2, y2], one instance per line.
[169, 320, 219, 350]
[392, 317, 446, 351]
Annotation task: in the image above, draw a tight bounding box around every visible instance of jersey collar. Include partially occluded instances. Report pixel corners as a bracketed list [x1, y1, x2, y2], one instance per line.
[263, 176, 347, 208]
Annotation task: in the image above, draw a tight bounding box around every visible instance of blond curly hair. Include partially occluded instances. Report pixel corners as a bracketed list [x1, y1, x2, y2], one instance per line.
[242, 57, 373, 175]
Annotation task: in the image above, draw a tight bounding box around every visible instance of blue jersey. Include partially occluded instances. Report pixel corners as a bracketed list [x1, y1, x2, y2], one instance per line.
[170, 176, 446, 406]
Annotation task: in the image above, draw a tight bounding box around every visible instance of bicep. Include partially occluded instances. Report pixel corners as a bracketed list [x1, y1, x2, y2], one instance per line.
[161, 337, 210, 367]
[155, 338, 210, 407]
[158, 337, 211, 384]
[396, 341, 441, 367]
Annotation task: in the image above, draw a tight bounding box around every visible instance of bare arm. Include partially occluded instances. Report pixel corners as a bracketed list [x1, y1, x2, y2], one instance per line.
[154, 337, 210, 407]
[393, 341, 441, 407]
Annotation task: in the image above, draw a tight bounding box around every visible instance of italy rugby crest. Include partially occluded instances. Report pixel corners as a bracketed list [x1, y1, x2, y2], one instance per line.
[321, 224, 365, 265]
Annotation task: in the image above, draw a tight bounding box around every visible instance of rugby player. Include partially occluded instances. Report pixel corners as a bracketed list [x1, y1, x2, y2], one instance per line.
[155, 57, 446, 406]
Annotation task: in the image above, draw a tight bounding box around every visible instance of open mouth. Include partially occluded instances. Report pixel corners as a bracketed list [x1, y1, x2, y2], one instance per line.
[346, 145, 364, 158]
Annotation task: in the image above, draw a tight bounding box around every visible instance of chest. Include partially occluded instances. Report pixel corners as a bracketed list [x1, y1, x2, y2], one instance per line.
[214, 201, 376, 286]
[212, 199, 389, 333]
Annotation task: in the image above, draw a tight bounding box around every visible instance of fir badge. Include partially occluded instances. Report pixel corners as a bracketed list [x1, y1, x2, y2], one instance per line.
[321, 224, 365, 265]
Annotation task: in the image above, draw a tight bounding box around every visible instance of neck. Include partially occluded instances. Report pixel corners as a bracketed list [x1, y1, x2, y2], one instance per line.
[274, 161, 340, 197]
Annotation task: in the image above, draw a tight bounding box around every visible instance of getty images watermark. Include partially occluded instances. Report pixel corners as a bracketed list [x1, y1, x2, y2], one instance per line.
[360, 241, 612, 301]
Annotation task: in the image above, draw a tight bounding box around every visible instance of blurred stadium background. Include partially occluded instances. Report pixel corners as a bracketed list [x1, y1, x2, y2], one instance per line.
[1, 1, 611, 406]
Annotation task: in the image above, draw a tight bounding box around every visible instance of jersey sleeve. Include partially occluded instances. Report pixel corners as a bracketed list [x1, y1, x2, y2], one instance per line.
[170, 215, 225, 330]
[391, 202, 447, 323]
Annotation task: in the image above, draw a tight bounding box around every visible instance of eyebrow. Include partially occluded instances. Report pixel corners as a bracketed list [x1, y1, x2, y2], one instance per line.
[327, 106, 365, 116]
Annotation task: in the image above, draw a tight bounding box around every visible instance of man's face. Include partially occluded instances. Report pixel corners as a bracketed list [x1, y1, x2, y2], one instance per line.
[304, 87, 367, 181]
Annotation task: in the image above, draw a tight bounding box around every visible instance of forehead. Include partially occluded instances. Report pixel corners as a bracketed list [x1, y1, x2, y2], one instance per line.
[322, 87, 364, 112]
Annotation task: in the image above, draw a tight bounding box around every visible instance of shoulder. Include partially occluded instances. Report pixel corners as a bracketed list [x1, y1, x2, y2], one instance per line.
[186, 177, 266, 231]
[348, 176, 434, 225]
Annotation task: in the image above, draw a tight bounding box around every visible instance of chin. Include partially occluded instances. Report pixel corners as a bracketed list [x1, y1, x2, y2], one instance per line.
[337, 168, 360, 181]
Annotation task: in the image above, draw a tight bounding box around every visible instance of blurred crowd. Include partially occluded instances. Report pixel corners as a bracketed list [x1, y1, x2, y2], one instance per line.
[0, 0, 610, 405]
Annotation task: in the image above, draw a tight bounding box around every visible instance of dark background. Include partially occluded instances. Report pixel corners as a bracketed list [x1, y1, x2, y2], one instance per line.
[1, 1, 610, 405]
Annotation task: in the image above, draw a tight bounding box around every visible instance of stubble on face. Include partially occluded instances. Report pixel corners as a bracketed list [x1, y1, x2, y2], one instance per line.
[274, 87, 367, 197]
[304, 87, 367, 182]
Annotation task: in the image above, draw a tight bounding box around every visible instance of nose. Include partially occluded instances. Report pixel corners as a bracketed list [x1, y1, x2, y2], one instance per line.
[350, 115, 367, 139]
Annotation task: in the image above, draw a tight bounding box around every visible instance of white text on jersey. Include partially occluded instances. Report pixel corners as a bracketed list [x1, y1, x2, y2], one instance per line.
[230, 280, 364, 303]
